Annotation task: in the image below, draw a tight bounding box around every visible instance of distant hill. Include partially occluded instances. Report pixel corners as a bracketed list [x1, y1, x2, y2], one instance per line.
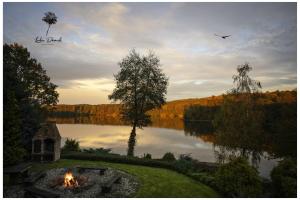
[49, 90, 296, 120]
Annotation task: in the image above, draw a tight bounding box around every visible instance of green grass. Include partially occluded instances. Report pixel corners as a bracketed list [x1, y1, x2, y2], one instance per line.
[30, 159, 219, 198]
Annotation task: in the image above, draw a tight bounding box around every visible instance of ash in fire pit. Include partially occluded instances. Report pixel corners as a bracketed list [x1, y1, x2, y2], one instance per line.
[31, 167, 139, 198]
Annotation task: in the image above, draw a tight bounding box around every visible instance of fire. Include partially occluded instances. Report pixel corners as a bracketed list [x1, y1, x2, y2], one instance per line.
[63, 170, 78, 188]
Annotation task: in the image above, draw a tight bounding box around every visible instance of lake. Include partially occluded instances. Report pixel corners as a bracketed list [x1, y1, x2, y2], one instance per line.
[50, 116, 296, 179]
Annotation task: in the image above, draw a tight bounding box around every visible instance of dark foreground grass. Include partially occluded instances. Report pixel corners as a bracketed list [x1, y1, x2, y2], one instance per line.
[31, 159, 219, 198]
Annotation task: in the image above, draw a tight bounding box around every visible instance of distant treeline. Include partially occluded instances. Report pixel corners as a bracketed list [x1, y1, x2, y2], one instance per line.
[184, 90, 296, 121]
[48, 90, 296, 121]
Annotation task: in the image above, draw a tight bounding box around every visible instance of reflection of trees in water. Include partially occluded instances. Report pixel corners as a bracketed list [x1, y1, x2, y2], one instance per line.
[213, 145, 264, 168]
[183, 121, 216, 143]
[184, 120, 263, 167]
[49, 112, 296, 163]
[151, 117, 184, 130]
[49, 116, 184, 129]
[184, 120, 265, 167]
[49, 116, 184, 157]
[184, 121, 214, 135]
[48, 116, 125, 125]
[183, 119, 296, 167]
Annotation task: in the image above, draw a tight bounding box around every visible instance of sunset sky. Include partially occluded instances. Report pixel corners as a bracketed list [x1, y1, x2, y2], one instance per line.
[4, 2, 297, 104]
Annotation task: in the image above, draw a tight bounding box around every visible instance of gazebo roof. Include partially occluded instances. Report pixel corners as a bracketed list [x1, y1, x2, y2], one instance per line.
[33, 122, 61, 140]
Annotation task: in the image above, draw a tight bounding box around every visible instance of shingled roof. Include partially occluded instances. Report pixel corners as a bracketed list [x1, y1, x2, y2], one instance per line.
[33, 122, 61, 140]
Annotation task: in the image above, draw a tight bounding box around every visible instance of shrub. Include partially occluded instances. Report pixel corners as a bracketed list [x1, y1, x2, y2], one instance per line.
[162, 152, 176, 161]
[174, 155, 194, 173]
[179, 153, 193, 161]
[189, 172, 217, 188]
[82, 148, 112, 154]
[215, 157, 262, 197]
[61, 151, 218, 178]
[62, 138, 80, 152]
[143, 153, 152, 159]
[270, 158, 297, 197]
[61, 151, 174, 170]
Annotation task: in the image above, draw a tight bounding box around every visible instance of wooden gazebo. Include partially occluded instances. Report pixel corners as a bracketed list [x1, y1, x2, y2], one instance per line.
[32, 122, 61, 162]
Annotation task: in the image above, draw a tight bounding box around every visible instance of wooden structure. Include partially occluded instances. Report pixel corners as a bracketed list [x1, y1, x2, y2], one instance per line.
[25, 186, 60, 198]
[4, 163, 32, 184]
[32, 122, 61, 162]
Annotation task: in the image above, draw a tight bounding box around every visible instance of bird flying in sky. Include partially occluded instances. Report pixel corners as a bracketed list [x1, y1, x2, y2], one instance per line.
[214, 34, 231, 39]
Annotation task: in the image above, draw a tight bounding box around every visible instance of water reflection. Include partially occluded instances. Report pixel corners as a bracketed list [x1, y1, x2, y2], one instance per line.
[50, 116, 295, 177]
[57, 123, 216, 161]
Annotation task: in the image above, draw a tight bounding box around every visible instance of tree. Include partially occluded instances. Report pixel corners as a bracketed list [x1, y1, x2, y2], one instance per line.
[230, 63, 261, 94]
[3, 91, 26, 166]
[109, 49, 168, 156]
[4, 43, 59, 162]
[271, 158, 297, 197]
[162, 152, 176, 161]
[42, 12, 58, 36]
[213, 63, 265, 166]
[62, 138, 80, 152]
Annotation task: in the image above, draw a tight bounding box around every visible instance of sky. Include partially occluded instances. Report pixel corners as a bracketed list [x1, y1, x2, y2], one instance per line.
[4, 2, 297, 104]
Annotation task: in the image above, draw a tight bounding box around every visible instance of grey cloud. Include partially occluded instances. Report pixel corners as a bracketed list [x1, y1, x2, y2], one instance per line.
[4, 2, 297, 103]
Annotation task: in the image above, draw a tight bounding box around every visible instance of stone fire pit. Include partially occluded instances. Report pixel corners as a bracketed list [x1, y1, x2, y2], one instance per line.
[4, 167, 139, 198]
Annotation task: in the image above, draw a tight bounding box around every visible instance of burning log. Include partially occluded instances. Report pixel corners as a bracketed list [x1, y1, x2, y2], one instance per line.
[64, 170, 78, 188]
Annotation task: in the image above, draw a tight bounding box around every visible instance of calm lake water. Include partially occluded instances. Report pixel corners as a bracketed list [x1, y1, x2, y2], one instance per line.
[51, 116, 293, 179]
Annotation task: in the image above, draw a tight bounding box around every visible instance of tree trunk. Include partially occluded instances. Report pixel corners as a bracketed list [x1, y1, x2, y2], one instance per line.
[127, 123, 137, 157]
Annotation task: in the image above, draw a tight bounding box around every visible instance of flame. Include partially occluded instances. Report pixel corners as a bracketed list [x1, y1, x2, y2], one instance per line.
[63, 170, 78, 188]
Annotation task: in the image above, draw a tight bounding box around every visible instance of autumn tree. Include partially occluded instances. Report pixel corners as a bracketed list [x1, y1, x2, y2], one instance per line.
[109, 49, 168, 156]
[4, 43, 58, 165]
[213, 63, 265, 166]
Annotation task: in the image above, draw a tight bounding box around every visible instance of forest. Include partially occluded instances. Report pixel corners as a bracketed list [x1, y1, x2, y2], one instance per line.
[49, 90, 296, 121]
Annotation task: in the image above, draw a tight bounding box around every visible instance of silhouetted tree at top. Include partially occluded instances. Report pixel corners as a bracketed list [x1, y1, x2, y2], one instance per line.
[230, 63, 261, 94]
[109, 49, 168, 156]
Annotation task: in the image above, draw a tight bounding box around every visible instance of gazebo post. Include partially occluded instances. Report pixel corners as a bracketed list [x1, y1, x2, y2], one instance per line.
[41, 139, 44, 162]
[31, 140, 34, 161]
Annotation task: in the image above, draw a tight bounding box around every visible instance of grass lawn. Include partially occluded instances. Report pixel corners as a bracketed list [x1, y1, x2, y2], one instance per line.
[30, 159, 219, 198]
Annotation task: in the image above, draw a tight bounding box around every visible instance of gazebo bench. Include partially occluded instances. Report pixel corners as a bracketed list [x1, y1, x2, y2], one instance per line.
[4, 163, 32, 184]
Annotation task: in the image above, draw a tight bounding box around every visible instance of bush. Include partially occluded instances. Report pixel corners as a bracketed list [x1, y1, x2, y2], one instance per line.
[173, 154, 194, 173]
[179, 153, 193, 161]
[61, 151, 175, 169]
[215, 157, 262, 197]
[270, 158, 297, 197]
[143, 153, 152, 159]
[162, 152, 176, 161]
[62, 138, 80, 152]
[82, 148, 112, 154]
[189, 172, 217, 188]
[61, 151, 218, 178]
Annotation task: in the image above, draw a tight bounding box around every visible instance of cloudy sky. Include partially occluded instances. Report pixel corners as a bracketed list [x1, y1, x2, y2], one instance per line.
[4, 2, 297, 104]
